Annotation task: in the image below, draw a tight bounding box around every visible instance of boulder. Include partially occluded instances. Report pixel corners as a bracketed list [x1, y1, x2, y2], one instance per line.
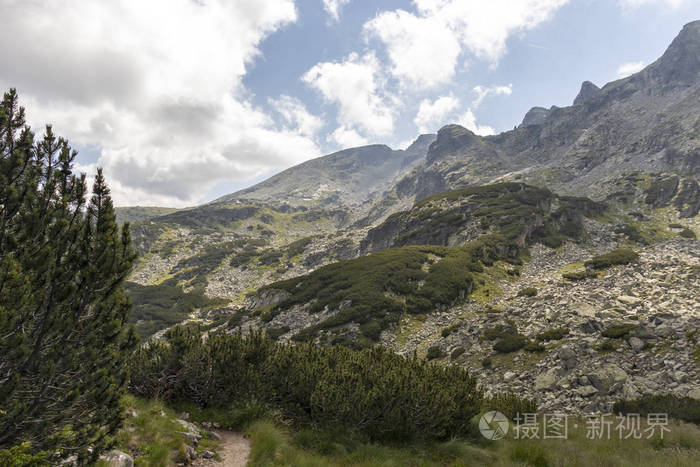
[687, 388, 700, 401]
[628, 336, 645, 352]
[617, 295, 642, 306]
[99, 450, 134, 467]
[576, 385, 599, 397]
[587, 364, 628, 394]
[535, 368, 560, 391]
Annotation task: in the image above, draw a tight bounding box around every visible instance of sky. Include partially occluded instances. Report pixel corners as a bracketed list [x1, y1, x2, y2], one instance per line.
[1, 0, 699, 207]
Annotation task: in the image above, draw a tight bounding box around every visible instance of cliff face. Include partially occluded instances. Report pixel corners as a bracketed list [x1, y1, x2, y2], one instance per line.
[379, 21, 700, 218]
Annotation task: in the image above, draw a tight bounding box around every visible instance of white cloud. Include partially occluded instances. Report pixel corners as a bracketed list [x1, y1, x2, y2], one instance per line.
[330, 126, 369, 148]
[0, 0, 321, 207]
[364, 10, 462, 89]
[472, 84, 513, 108]
[457, 109, 495, 136]
[617, 61, 645, 78]
[303, 52, 394, 138]
[268, 95, 323, 138]
[323, 0, 352, 21]
[619, 0, 689, 8]
[414, 95, 460, 133]
[365, 0, 568, 89]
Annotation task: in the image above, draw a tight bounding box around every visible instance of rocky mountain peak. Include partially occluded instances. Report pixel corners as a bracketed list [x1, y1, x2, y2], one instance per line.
[426, 124, 481, 163]
[573, 80, 600, 105]
[644, 20, 700, 86]
[521, 106, 551, 126]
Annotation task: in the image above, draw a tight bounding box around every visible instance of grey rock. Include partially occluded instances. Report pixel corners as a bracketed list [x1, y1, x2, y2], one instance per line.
[687, 388, 700, 400]
[587, 364, 628, 394]
[617, 295, 642, 306]
[99, 450, 134, 467]
[576, 385, 599, 397]
[573, 81, 600, 105]
[628, 336, 645, 352]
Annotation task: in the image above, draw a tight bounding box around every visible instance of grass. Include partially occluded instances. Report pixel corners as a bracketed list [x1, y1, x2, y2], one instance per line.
[105, 395, 220, 466]
[245, 417, 700, 466]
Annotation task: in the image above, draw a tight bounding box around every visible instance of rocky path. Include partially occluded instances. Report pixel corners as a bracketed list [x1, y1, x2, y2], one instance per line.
[194, 430, 250, 467]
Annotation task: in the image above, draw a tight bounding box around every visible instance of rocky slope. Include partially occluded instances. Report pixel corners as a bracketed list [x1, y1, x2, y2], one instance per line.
[213, 134, 436, 207]
[374, 20, 700, 220]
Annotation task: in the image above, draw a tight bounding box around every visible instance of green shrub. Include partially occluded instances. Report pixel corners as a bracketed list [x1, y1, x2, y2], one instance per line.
[126, 281, 227, 338]
[668, 223, 683, 229]
[595, 339, 619, 353]
[517, 287, 537, 297]
[679, 228, 696, 239]
[601, 324, 637, 339]
[482, 357, 492, 368]
[450, 347, 466, 360]
[360, 320, 382, 340]
[614, 223, 643, 243]
[441, 323, 460, 337]
[536, 327, 569, 342]
[613, 395, 700, 424]
[562, 270, 597, 281]
[484, 393, 538, 422]
[426, 346, 445, 360]
[286, 236, 313, 257]
[524, 341, 545, 352]
[585, 248, 639, 270]
[267, 326, 290, 340]
[493, 335, 527, 353]
[483, 322, 518, 341]
[0, 443, 50, 467]
[130, 327, 483, 442]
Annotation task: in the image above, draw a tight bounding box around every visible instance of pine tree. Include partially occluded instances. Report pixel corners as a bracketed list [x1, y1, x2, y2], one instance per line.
[0, 89, 137, 463]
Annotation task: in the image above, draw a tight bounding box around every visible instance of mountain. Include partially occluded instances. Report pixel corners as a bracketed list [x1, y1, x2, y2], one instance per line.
[384, 20, 700, 218]
[214, 134, 436, 207]
[115, 206, 179, 224]
[123, 22, 700, 415]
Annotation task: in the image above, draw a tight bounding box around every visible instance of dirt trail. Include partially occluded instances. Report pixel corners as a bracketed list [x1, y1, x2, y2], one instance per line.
[194, 430, 250, 467]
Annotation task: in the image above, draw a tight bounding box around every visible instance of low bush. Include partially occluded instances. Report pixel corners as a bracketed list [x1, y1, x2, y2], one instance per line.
[483, 322, 518, 341]
[595, 339, 619, 353]
[679, 228, 696, 239]
[426, 346, 445, 360]
[482, 357, 492, 368]
[126, 281, 227, 338]
[450, 347, 465, 360]
[267, 326, 290, 340]
[130, 327, 482, 442]
[613, 395, 700, 425]
[441, 323, 460, 337]
[517, 287, 538, 297]
[614, 223, 643, 243]
[536, 327, 569, 342]
[668, 223, 683, 229]
[585, 248, 639, 270]
[601, 324, 637, 339]
[524, 341, 545, 352]
[493, 335, 528, 353]
[562, 270, 597, 281]
[484, 393, 538, 422]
